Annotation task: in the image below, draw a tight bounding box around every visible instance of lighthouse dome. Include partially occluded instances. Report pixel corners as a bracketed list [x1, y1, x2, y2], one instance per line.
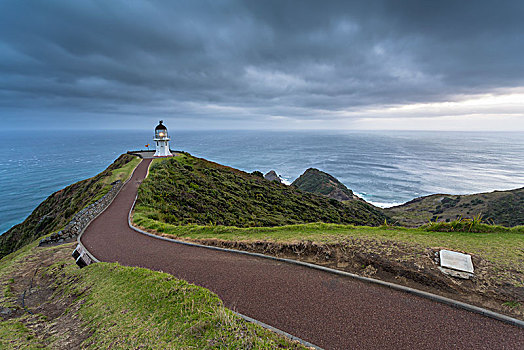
[153, 120, 173, 157]
[155, 120, 167, 130]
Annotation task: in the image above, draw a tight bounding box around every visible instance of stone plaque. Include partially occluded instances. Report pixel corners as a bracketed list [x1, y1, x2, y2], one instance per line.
[439, 250, 474, 273]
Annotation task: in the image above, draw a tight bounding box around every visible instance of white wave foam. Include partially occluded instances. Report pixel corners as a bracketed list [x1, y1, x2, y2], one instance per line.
[366, 200, 405, 208]
[353, 192, 404, 208]
[279, 176, 292, 185]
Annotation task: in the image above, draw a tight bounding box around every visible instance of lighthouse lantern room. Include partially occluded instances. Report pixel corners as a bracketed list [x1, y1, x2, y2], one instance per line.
[153, 120, 173, 157]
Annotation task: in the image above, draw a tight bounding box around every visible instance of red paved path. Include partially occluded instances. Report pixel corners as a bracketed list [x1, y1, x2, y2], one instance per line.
[81, 158, 524, 349]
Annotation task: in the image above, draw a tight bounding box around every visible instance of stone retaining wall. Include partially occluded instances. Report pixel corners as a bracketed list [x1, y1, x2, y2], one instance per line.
[39, 180, 124, 246]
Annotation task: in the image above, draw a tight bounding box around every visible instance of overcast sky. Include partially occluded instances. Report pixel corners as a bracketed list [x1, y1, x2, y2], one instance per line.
[1, 0, 524, 131]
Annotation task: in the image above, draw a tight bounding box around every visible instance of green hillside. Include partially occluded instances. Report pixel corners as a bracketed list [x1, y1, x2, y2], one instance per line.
[386, 187, 524, 227]
[0, 154, 139, 258]
[136, 154, 388, 227]
[292, 168, 356, 201]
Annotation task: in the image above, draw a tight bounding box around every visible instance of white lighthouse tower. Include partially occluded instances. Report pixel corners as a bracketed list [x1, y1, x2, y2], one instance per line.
[153, 120, 173, 157]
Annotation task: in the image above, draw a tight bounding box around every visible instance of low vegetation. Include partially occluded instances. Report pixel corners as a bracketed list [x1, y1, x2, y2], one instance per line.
[292, 168, 355, 201]
[0, 154, 309, 348]
[386, 187, 524, 227]
[136, 154, 388, 228]
[0, 241, 306, 349]
[0, 154, 140, 259]
[485, 189, 524, 226]
[422, 216, 519, 233]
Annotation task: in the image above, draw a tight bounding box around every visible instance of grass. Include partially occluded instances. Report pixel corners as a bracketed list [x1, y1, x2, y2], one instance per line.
[502, 301, 522, 309]
[0, 153, 307, 348]
[106, 156, 141, 184]
[0, 320, 47, 349]
[0, 241, 51, 348]
[0, 241, 306, 349]
[0, 154, 140, 259]
[386, 188, 523, 227]
[133, 215, 524, 275]
[136, 154, 387, 228]
[88, 155, 141, 205]
[422, 215, 514, 233]
[55, 263, 303, 349]
[0, 241, 41, 311]
[292, 168, 354, 198]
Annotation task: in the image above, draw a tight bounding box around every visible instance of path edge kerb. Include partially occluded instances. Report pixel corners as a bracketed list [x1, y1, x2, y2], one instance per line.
[77, 156, 143, 264]
[235, 311, 322, 350]
[128, 211, 524, 330]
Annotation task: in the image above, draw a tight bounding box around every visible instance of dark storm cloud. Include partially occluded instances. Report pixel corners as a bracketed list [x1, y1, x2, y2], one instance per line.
[1, 0, 523, 128]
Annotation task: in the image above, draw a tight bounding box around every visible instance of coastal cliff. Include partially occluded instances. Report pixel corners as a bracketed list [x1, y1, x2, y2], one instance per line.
[0, 154, 138, 259]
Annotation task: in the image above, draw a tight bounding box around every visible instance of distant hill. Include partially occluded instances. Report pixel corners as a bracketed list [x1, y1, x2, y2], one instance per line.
[137, 154, 388, 227]
[264, 170, 282, 183]
[292, 168, 356, 201]
[385, 187, 524, 227]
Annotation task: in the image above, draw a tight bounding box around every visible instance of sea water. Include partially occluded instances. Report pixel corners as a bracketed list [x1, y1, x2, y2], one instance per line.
[1, 130, 523, 234]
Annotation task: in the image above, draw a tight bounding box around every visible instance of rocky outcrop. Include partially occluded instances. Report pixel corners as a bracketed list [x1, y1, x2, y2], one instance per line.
[292, 168, 355, 201]
[39, 180, 124, 246]
[264, 170, 282, 183]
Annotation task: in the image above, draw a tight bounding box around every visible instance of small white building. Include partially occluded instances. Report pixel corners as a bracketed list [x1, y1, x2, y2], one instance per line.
[153, 120, 173, 157]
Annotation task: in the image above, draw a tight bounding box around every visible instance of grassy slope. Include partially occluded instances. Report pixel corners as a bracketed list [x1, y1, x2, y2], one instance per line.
[292, 168, 354, 200]
[0, 241, 305, 349]
[0, 155, 141, 258]
[386, 187, 524, 227]
[136, 154, 387, 227]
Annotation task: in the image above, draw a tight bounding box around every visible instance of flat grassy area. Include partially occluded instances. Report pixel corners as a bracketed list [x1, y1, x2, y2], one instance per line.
[0, 241, 306, 349]
[133, 216, 524, 275]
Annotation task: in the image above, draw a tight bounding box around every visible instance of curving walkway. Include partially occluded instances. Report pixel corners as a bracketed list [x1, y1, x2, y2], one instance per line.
[81, 158, 524, 349]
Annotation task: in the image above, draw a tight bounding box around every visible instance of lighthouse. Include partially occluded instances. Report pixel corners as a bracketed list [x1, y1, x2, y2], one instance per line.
[153, 120, 173, 157]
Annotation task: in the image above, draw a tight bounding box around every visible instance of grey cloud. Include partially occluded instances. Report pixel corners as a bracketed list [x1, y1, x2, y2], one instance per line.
[1, 0, 523, 128]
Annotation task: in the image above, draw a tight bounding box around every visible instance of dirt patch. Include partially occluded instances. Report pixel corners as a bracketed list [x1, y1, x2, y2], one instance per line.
[1, 243, 93, 349]
[153, 233, 524, 320]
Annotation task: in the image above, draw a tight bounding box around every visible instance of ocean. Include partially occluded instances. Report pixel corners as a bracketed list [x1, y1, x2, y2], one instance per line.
[1, 130, 523, 234]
